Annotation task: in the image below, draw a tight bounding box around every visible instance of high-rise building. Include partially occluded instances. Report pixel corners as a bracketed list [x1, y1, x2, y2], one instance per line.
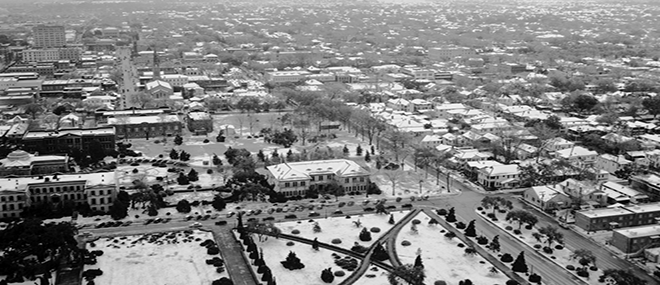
[33, 25, 66, 48]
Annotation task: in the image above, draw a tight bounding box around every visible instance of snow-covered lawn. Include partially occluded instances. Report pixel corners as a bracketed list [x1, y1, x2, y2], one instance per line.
[116, 164, 173, 185]
[396, 212, 509, 285]
[255, 235, 349, 285]
[84, 230, 227, 285]
[276, 211, 408, 249]
[371, 170, 456, 199]
[478, 210, 602, 285]
[352, 267, 390, 285]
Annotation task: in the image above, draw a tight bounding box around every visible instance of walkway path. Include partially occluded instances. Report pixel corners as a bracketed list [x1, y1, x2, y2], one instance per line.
[210, 225, 258, 285]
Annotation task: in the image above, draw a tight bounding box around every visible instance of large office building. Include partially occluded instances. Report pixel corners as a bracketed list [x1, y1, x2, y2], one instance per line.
[612, 225, 660, 253]
[107, 115, 182, 139]
[0, 172, 116, 218]
[21, 127, 116, 155]
[266, 159, 371, 197]
[33, 25, 66, 48]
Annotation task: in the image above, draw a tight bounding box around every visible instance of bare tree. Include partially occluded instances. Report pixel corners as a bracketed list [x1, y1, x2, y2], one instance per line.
[42, 113, 61, 130]
[383, 169, 404, 196]
[128, 92, 154, 109]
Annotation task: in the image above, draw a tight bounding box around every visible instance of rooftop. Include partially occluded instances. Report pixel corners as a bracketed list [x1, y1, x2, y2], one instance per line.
[107, 115, 180, 125]
[0, 172, 115, 193]
[578, 207, 634, 218]
[23, 127, 115, 139]
[266, 159, 368, 182]
[614, 224, 660, 239]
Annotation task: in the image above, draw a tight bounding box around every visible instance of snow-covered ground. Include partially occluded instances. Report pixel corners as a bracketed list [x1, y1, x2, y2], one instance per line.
[396, 212, 509, 285]
[276, 211, 408, 249]
[84, 230, 227, 285]
[478, 210, 602, 285]
[255, 235, 349, 285]
[352, 269, 390, 285]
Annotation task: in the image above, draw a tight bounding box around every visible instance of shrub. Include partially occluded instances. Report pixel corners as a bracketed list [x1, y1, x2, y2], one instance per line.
[533, 244, 542, 249]
[347, 201, 355, 206]
[429, 218, 439, 225]
[338, 202, 346, 207]
[524, 225, 533, 230]
[207, 169, 213, 174]
[506, 281, 520, 285]
[412, 219, 421, 225]
[542, 247, 553, 254]
[505, 226, 513, 231]
[576, 269, 589, 278]
[370, 227, 381, 233]
[457, 243, 465, 248]
[528, 274, 542, 283]
[590, 266, 598, 271]
[207, 247, 220, 255]
[476, 236, 488, 245]
[401, 240, 411, 246]
[500, 253, 513, 263]
[455, 222, 466, 229]
[513, 229, 521, 235]
[555, 245, 564, 250]
[359, 228, 372, 241]
[334, 271, 345, 277]
[286, 241, 295, 246]
[331, 239, 342, 244]
[203, 139, 210, 143]
[351, 245, 368, 254]
[566, 265, 575, 271]
[435, 282, 448, 285]
[291, 229, 300, 234]
[477, 207, 483, 211]
[396, 197, 402, 202]
[486, 213, 495, 219]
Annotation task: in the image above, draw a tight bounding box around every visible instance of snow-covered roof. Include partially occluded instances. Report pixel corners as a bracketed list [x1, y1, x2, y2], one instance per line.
[266, 159, 368, 182]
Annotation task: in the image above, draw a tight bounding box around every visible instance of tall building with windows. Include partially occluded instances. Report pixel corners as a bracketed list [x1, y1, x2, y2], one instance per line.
[33, 25, 66, 48]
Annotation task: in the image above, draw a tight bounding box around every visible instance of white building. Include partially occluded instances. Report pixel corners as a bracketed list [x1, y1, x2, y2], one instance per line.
[594, 154, 632, 174]
[477, 164, 520, 190]
[266, 159, 371, 197]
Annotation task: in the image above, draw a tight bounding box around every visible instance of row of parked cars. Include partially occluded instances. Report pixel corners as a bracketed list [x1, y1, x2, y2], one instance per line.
[95, 221, 133, 228]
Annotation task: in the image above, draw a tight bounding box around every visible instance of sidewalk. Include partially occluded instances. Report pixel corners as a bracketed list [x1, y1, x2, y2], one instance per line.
[210, 226, 258, 285]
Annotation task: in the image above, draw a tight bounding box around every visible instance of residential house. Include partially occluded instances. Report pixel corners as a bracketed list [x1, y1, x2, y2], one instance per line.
[556, 179, 607, 208]
[630, 174, 660, 198]
[543, 138, 575, 153]
[555, 146, 598, 166]
[420, 134, 443, 148]
[265, 159, 371, 197]
[477, 164, 520, 190]
[515, 143, 538, 160]
[595, 154, 632, 174]
[409, 99, 432, 113]
[523, 185, 572, 211]
[600, 181, 649, 205]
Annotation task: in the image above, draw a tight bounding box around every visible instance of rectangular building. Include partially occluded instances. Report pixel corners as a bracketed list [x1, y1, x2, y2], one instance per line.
[186, 112, 213, 135]
[0, 172, 116, 218]
[33, 25, 66, 48]
[22, 127, 116, 155]
[266, 159, 371, 197]
[0, 150, 69, 177]
[612, 225, 660, 254]
[108, 115, 182, 139]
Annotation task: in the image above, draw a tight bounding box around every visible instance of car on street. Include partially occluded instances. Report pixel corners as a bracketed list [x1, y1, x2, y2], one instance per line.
[215, 220, 227, 226]
[333, 210, 343, 215]
[308, 211, 321, 217]
[284, 214, 297, 219]
[189, 222, 202, 228]
[226, 212, 235, 218]
[262, 216, 275, 221]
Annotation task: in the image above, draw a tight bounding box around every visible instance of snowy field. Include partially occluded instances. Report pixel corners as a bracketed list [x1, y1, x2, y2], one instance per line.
[255, 236, 349, 285]
[276, 211, 408, 249]
[396, 212, 509, 285]
[84, 230, 228, 285]
[352, 269, 390, 285]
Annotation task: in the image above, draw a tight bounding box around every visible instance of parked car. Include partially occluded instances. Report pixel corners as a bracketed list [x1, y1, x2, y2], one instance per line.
[189, 222, 202, 228]
[401, 204, 413, 209]
[254, 209, 262, 215]
[363, 207, 375, 212]
[333, 210, 343, 215]
[215, 220, 228, 226]
[262, 216, 275, 221]
[284, 214, 297, 219]
[308, 212, 321, 217]
[226, 212, 235, 218]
